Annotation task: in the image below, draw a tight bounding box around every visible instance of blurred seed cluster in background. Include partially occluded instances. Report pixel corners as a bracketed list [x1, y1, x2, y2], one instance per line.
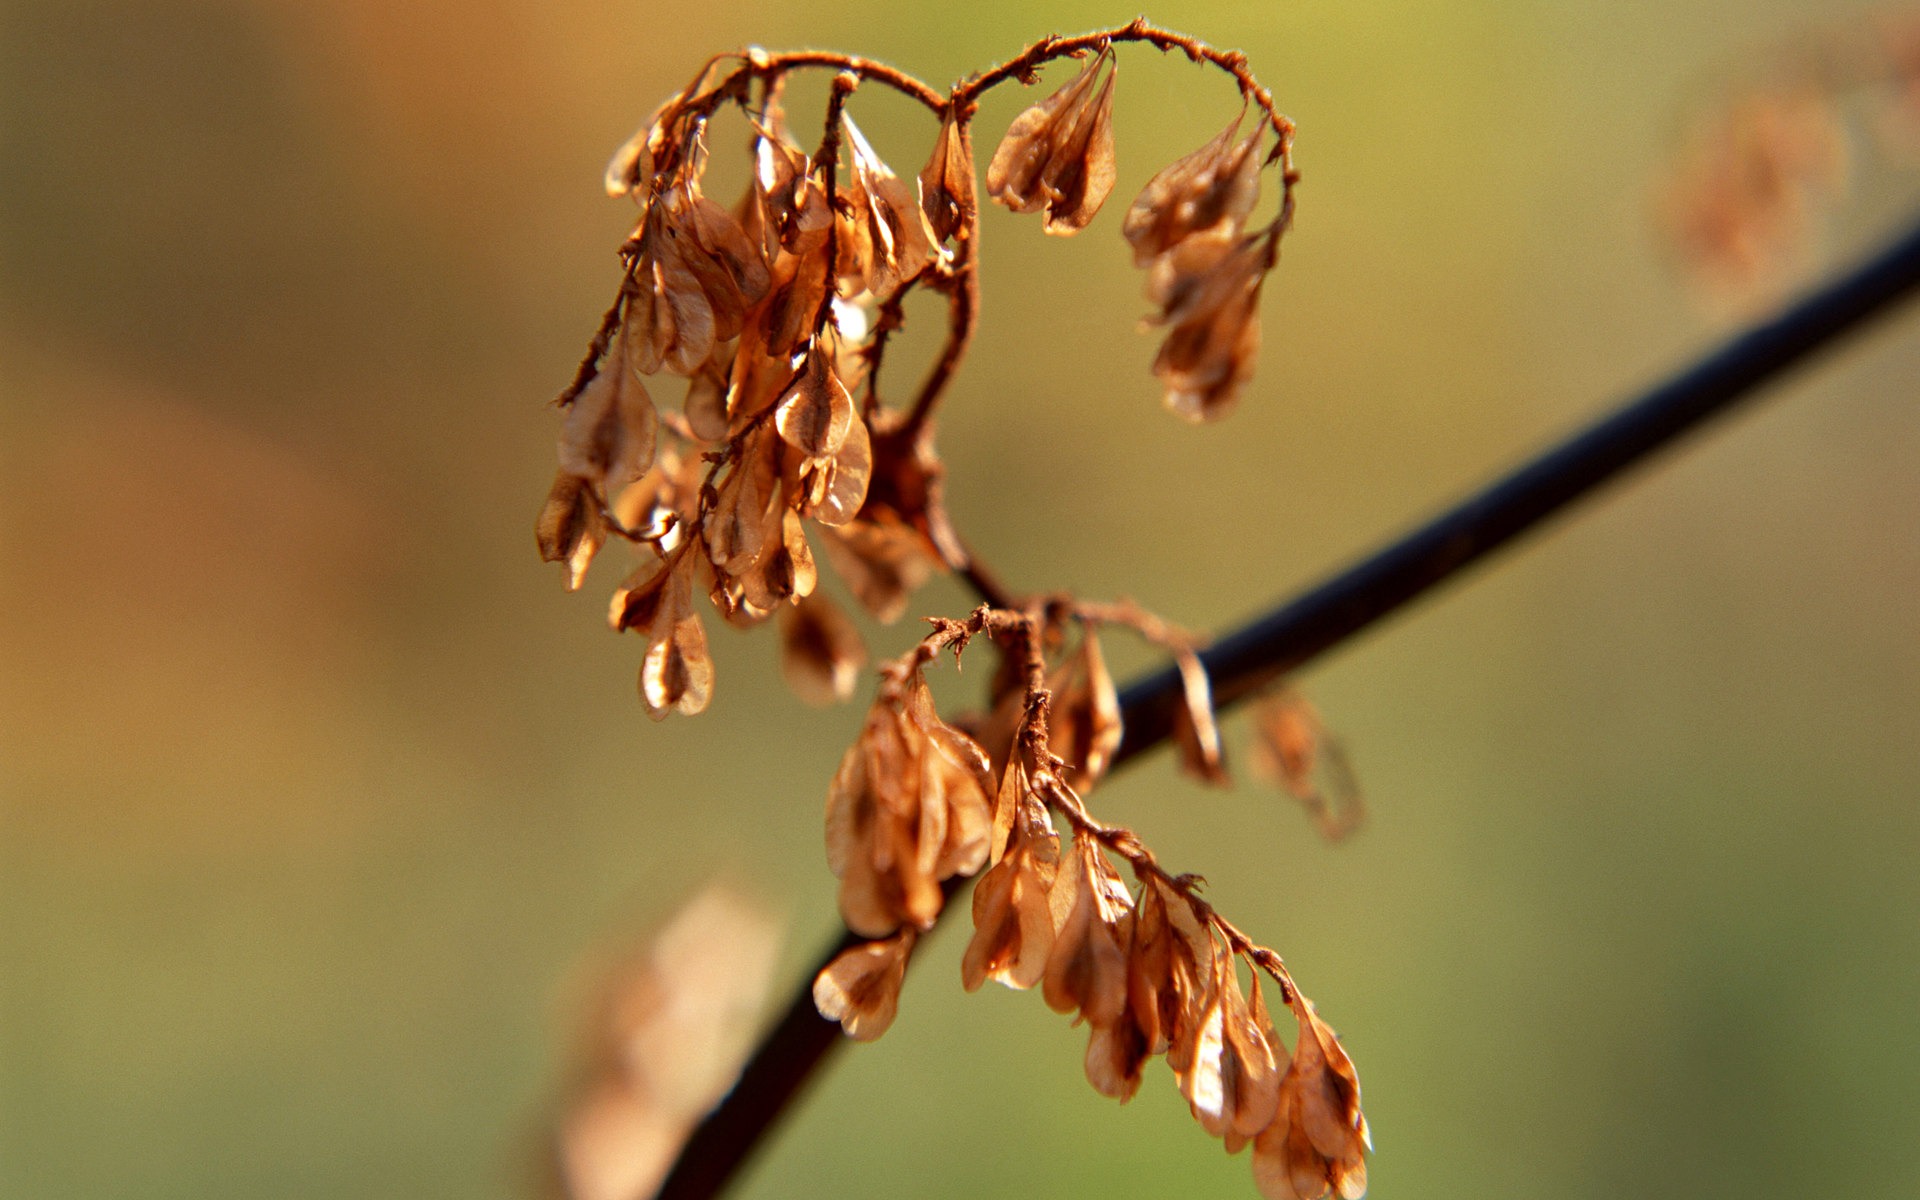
[4, 2, 1918, 1198]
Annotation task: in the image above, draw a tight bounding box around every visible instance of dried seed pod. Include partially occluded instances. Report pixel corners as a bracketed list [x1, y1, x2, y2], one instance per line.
[625, 227, 717, 377]
[793, 406, 873, 528]
[1084, 998, 1153, 1102]
[920, 108, 978, 244]
[903, 675, 994, 879]
[1042, 833, 1133, 1027]
[813, 929, 915, 1042]
[825, 669, 993, 936]
[558, 322, 659, 503]
[705, 429, 781, 575]
[774, 345, 856, 458]
[1052, 628, 1124, 788]
[961, 807, 1061, 991]
[1123, 114, 1264, 265]
[987, 49, 1119, 234]
[636, 556, 715, 719]
[1172, 648, 1230, 784]
[1145, 227, 1274, 424]
[1128, 876, 1215, 1062]
[749, 113, 833, 258]
[536, 471, 609, 590]
[1253, 1000, 1370, 1200]
[842, 114, 938, 298]
[612, 449, 701, 547]
[1180, 955, 1283, 1147]
[779, 591, 867, 706]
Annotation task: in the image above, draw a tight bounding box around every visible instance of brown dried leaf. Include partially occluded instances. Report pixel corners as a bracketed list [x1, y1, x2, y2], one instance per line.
[987, 50, 1119, 235]
[812, 929, 915, 1042]
[1123, 114, 1263, 265]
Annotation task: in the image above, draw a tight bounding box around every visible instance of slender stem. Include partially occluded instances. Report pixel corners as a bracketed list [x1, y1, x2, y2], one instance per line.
[953, 17, 1295, 151]
[646, 211, 1920, 1200]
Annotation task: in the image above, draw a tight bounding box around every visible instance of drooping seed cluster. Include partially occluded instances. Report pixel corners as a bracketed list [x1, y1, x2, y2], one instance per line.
[813, 607, 1370, 1200]
[536, 23, 1363, 1199]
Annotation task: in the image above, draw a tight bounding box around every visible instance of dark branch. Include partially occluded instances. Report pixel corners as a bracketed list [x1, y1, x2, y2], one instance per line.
[650, 213, 1920, 1200]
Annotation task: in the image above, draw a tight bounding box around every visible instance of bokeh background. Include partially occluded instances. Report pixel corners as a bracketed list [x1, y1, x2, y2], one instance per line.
[5, 1, 1918, 1197]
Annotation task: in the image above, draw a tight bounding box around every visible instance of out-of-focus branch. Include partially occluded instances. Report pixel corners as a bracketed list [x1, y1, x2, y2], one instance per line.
[650, 212, 1920, 1200]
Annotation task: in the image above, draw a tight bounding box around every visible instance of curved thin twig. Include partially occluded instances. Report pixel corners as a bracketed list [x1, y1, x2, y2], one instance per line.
[647, 215, 1920, 1200]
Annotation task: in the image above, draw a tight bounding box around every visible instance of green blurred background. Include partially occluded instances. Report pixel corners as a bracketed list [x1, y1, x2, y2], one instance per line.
[4, 1, 1918, 1196]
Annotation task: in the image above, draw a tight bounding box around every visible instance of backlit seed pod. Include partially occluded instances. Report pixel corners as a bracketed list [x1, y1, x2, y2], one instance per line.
[1084, 1001, 1152, 1102]
[1179, 954, 1281, 1146]
[748, 113, 832, 259]
[794, 407, 872, 528]
[1252, 1000, 1370, 1200]
[813, 929, 915, 1042]
[1128, 876, 1214, 1061]
[638, 557, 715, 719]
[826, 668, 994, 937]
[774, 345, 856, 458]
[987, 49, 1119, 234]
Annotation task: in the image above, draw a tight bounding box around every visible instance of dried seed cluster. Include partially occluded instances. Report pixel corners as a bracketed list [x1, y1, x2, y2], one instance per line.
[814, 607, 1369, 1200]
[537, 22, 1363, 1199]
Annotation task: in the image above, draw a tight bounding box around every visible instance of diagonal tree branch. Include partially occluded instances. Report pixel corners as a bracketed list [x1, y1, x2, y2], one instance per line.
[651, 213, 1920, 1200]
